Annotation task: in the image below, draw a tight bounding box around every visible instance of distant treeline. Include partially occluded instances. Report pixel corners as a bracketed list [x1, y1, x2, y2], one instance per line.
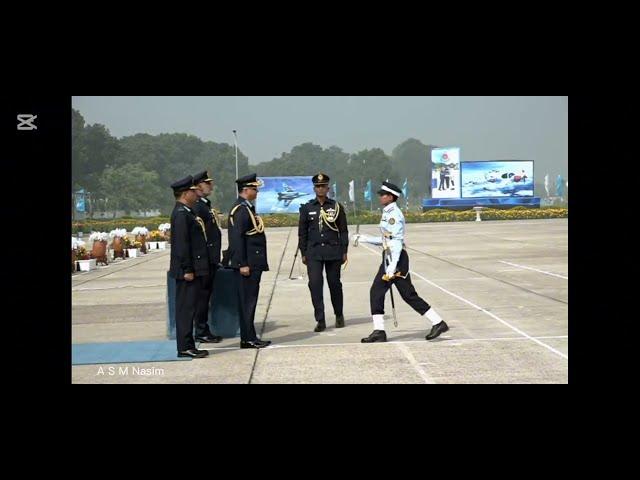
[72, 108, 470, 216]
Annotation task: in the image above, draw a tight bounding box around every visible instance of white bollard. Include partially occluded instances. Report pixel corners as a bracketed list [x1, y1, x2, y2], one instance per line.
[473, 206, 485, 222]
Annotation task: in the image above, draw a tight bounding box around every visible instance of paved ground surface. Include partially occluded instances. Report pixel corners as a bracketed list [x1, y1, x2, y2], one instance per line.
[72, 218, 568, 384]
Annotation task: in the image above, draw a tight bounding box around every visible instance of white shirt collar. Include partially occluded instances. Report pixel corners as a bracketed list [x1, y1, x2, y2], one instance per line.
[383, 202, 396, 213]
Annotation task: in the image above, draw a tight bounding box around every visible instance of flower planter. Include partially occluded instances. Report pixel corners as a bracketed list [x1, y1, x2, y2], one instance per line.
[77, 258, 97, 272]
[157, 241, 167, 250]
[135, 235, 148, 254]
[126, 248, 140, 258]
[112, 237, 125, 260]
[147, 241, 158, 250]
[91, 240, 109, 265]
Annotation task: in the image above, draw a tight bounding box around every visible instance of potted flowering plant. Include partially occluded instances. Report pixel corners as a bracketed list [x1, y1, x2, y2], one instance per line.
[147, 230, 163, 250]
[109, 228, 127, 260]
[123, 236, 138, 258]
[76, 244, 96, 272]
[131, 227, 149, 254]
[89, 232, 109, 265]
[158, 223, 170, 249]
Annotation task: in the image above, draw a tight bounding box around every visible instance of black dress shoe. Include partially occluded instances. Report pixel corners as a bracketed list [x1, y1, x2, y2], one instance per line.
[178, 349, 209, 358]
[314, 321, 326, 332]
[426, 321, 449, 340]
[361, 330, 387, 343]
[335, 315, 345, 328]
[240, 340, 272, 349]
[196, 335, 223, 343]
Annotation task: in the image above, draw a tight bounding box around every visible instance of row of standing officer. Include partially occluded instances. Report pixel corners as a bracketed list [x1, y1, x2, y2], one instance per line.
[168, 171, 271, 359]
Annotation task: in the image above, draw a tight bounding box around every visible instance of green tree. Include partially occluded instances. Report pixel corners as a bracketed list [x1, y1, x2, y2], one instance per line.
[72, 108, 123, 217]
[256, 143, 352, 203]
[98, 163, 163, 217]
[115, 133, 250, 215]
[391, 139, 437, 205]
[195, 141, 250, 213]
[348, 148, 396, 211]
[71, 109, 87, 191]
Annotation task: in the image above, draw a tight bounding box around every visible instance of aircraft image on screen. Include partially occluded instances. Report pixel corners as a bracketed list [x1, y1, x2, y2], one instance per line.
[277, 183, 309, 207]
[482, 169, 529, 184]
[461, 161, 534, 198]
[256, 176, 314, 214]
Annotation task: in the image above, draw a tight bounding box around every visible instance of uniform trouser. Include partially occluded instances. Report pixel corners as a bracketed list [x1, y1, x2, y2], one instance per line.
[194, 267, 217, 338]
[176, 275, 210, 352]
[370, 258, 431, 317]
[237, 269, 263, 342]
[306, 258, 343, 324]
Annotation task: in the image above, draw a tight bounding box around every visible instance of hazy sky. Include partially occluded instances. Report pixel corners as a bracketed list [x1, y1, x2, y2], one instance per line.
[72, 96, 568, 177]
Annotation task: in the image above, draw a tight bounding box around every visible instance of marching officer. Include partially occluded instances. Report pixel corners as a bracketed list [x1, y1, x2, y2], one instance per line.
[298, 173, 349, 332]
[353, 181, 449, 343]
[225, 173, 272, 349]
[168, 176, 211, 358]
[192, 170, 224, 344]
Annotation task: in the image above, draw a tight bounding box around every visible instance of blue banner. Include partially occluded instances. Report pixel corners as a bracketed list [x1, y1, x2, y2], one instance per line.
[556, 175, 565, 197]
[75, 189, 86, 212]
[364, 180, 372, 202]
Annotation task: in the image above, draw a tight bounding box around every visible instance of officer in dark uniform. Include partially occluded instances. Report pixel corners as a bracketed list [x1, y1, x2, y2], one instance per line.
[225, 173, 272, 349]
[168, 176, 211, 358]
[192, 170, 223, 344]
[298, 173, 349, 332]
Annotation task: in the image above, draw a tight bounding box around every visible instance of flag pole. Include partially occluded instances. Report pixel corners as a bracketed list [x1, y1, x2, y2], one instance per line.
[233, 130, 239, 198]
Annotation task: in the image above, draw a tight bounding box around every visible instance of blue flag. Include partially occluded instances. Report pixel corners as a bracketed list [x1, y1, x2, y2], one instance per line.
[364, 180, 372, 202]
[75, 189, 86, 213]
[402, 179, 409, 198]
[556, 175, 565, 197]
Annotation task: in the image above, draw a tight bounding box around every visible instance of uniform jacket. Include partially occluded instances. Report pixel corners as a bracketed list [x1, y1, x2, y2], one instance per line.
[226, 198, 269, 272]
[359, 202, 406, 276]
[169, 202, 211, 279]
[193, 196, 222, 266]
[298, 197, 348, 261]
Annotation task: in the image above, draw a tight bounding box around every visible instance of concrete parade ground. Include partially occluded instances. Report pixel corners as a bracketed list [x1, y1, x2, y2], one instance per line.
[71, 218, 568, 384]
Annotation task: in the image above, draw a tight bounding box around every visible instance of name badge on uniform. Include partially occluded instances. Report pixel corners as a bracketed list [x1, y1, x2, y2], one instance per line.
[309, 211, 317, 215]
